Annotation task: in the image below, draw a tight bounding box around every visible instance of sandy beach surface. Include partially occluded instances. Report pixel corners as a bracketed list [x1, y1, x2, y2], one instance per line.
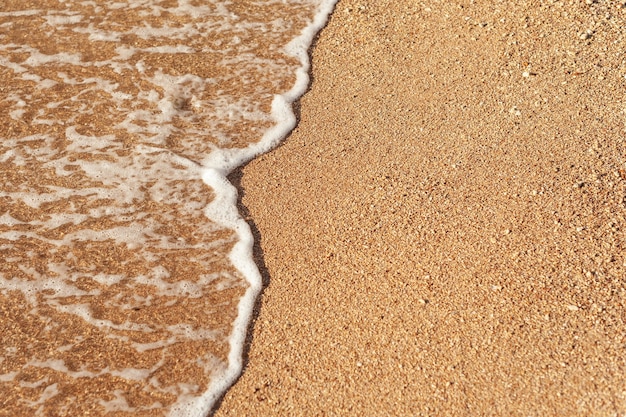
[214, 0, 626, 415]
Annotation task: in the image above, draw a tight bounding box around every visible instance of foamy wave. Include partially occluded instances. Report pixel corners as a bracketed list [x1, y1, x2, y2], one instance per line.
[0, 0, 336, 415]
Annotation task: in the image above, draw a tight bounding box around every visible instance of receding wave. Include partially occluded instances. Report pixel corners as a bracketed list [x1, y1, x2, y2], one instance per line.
[0, 1, 336, 415]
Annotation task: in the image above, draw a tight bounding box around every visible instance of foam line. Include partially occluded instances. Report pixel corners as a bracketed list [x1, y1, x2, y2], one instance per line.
[184, 1, 339, 416]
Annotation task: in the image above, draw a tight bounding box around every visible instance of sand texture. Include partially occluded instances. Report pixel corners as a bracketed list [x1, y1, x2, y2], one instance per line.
[214, 0, 626, 415]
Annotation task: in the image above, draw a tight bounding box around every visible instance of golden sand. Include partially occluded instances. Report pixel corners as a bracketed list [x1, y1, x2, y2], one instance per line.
[214, 0, 626, 415]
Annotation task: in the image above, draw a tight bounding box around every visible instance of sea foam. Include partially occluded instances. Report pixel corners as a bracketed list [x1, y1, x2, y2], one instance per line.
[0, 1, 337, 415]
[192, 2, 338, 414]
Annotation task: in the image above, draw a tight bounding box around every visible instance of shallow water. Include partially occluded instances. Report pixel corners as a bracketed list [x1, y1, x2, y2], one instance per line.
[0, 1, 335, 415]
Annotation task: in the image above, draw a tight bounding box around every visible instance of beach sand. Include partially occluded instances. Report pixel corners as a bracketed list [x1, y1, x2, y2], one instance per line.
[214, 0, 626, 415]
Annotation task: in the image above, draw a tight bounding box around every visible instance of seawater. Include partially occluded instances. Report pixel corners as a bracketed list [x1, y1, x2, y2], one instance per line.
[0, 1, 336, 415]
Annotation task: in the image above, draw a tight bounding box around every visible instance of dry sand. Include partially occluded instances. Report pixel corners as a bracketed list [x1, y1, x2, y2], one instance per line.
[214, 0, 626, 415]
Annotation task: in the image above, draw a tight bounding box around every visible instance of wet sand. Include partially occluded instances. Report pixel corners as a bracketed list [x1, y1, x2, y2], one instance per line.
[215, 0, 626, 415]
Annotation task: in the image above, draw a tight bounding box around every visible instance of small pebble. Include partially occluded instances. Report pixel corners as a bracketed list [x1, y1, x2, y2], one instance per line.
[567, 304, 579, 311]
[579, 30, 593, 40]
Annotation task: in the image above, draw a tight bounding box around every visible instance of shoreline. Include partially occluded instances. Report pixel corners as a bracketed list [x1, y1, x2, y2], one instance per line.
[0, 2, 339, 415]
[214, 0, 626, 415]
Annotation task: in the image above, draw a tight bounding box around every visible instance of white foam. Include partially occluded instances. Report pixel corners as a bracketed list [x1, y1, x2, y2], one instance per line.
[53, 303, 155, 333]
[0, 213, 21, 226]
[0, 1, 338, 414]
[25, 358, 160, 383]
[0, 274, 100, 305]
[0, 372, 18, 382]
[0, 10, 41, 17]
[44, 14, 83, 26]
[181, 1, 339, 415]
[26, 383, 59, 408]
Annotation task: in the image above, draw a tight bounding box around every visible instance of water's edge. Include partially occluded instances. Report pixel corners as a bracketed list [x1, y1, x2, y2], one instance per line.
[188, 2, 339, 416]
